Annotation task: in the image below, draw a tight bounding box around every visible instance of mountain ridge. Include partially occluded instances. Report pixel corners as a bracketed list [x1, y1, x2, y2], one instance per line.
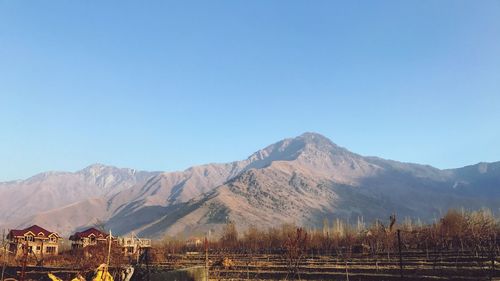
[1, 132, 498, 238]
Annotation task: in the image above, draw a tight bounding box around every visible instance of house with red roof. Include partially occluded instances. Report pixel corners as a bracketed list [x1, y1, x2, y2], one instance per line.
[7, 225, 60, 256]
[69, 227, 110, 249]
[69, 227, 152, 259]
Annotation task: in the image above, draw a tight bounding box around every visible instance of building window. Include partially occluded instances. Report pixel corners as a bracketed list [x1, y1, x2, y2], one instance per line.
[49, 237, 56, 243]
[36, 246, 41, 251]
[46, 246, 56, 254]
[26, 235, 34, 242]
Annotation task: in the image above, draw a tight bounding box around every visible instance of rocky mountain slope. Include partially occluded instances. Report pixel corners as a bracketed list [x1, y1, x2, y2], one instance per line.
[1, 133, 498, 238]
[108, 133, 500, 238]
[0, 164, 158, 225]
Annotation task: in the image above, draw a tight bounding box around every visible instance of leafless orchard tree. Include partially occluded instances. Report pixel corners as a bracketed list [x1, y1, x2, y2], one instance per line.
[282, 227, 308, 281]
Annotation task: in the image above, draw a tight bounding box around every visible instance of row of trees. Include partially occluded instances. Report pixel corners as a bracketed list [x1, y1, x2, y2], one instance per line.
[146, 209, 499, 281]
[155, 209, 499, 259]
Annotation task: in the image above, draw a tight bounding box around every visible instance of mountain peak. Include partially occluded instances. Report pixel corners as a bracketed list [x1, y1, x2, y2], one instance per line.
[298, 131, 329, 139]
[81, 162, 109, 170]
[243, 132, 351, 172]
[79, 163, 116, 176]
[296, 132, 338, 147]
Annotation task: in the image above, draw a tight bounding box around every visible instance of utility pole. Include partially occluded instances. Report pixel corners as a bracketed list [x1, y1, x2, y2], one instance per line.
[107, 230, 112, 266]
[104, 230, 112, 281]
[397, 229, 404, 279]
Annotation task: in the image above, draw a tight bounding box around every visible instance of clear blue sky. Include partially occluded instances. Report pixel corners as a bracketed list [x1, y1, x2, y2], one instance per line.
[1, 1, 499, 181]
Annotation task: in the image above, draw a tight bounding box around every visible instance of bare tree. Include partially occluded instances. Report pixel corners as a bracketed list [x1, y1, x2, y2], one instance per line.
[283, 227, 308, 281]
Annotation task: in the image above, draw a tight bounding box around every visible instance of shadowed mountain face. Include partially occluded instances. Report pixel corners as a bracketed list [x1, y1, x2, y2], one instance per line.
[1, 133, 499, 238]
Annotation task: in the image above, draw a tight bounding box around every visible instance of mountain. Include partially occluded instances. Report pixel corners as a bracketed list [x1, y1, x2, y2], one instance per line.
[0, 164, 158, 225]
[1, 133, 499, 238]
[109, 133, 500, 238]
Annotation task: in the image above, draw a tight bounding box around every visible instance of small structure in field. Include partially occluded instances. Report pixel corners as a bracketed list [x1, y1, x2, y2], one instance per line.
[117, 234, 151, 258]
[7, 225, 60, 256]
[185, 237, 202, 248]
[69, 227, 109, 250]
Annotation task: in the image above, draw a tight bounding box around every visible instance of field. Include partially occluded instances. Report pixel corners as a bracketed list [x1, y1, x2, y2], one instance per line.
[145, 250, 500, 281]
[1, 209, 499, 280]
[1, 247, 499, 281]
[2, 250, 499, 281]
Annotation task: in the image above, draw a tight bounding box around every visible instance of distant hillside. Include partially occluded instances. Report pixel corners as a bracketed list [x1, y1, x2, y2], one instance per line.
[0, 164, 158, 225]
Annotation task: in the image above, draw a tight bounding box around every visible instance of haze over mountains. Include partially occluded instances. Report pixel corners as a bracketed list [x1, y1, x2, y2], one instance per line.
[1, 133, 499, 238]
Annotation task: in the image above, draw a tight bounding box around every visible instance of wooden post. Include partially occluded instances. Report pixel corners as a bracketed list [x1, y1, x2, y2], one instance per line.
[205, 236, 209, 281]
[490, 236, 495, 281]
[492, 254, 495, 281]
[1, 229, 6, 281]
[397, 229, 404, 279]
[145, 247, 150, 281]
[345, 258, 349, 281]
